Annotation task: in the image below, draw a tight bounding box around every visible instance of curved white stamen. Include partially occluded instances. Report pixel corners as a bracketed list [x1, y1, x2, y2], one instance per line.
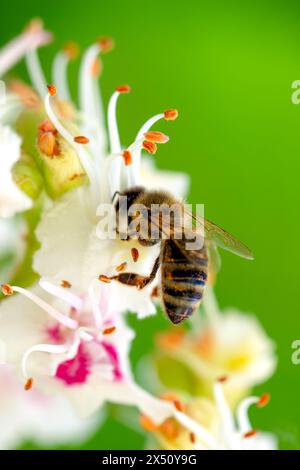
[79, 43, 106, 155]
[79, 44, 100, 118]
[39, 278, 83, 310]
[11, 285, 77, 330]
[135, 113, 164, 141]
[45, 92, 99, 202]
[237, 396, 258, 435]
[25, 48, 47, 98]
[173, 410, 218, 449]
[52, 52, 71, 102]
[108, 91, 122, 154]
[213, 383, 236, 449]
[21, 326, 95, 379]
[129, 113, 165, 188]
[22, 342, 69, 378]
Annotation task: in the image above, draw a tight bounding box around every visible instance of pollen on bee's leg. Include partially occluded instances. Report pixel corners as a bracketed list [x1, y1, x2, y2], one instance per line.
[98, 274, 111, 283]
[103, 326, 116, 335]
[74, 135, 90, 144]
[143, 141, 157, 155]
[1, 284, 13, 296]
[257, 393, 270, 408]
[243, 429, 257, 439]
[47, 83, 57, 97]
[144, 131, 169, 143]
[164, 109, 179, 121]
[24, 377, 33, 391]
[61, 280, 72, 289]
[131, 247, 139, 262]
[98, 36, 114, 53]
[116, 262, 127, 272]
[122, 150, 132, 166]
[116, 85, 131, 94]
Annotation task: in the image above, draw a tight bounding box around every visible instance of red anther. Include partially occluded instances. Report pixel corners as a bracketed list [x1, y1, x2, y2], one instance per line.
[74, 135, 90, 144]
[98, 37, 114, 53]
[47, 83, 57, 97]
[116, 85, 131, 93]
[217, 375, 228, 383]
[61, 280, 72, 288]
[122, 150, 132, 166]
[144, 131, 169, 144]
[257, 393, 270, 408]
[1, 284, 13, 296]
[64, 42, 79, 60]
[98, 275, 111, 283]
[142, 141, 157, 155]
[24, 377, 33, 391]
[131, 247, 139, 262]
[38, 132, 56, 157]
[190, 432, 196, 444]
[103, 326, 116, 335]
[164, 109, 179, 121]
[244, 429, 257, 439]
[116, 262, 127, 272]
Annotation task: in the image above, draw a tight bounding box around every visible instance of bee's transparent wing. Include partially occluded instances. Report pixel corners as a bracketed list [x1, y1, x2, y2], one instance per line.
[185, 211, 254, 260]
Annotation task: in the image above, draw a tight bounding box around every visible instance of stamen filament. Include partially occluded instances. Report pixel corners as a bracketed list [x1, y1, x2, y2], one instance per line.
[213, 383, 236, 449]
[52, 51, 71, 102]
[79, 43, 106, 155]
[11, 285, 78, 330]
[237, 396, 259, 435]
[39, 279, 83, 310]
[25, 48, 47, 98]
[108, 90, 123, 154]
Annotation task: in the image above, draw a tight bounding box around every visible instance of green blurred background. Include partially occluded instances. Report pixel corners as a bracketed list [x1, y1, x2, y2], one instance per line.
[1, 0, 300, 450]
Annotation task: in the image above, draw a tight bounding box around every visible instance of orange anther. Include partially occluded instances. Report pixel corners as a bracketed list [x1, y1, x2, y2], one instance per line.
[98, 275, 111, 283]
[131, 247, 139, 262]
[103, 326, 116, 335]
[24, 377, 33, 391]
[47, 83, 57, 97]
[1, 284, 13, 296]
[257, 393, 270, 408]
[144, 131, 169, 144]
[61, 280, 71, 289]
[122, 150, 132, 166]
[164, 109, 179, 121]
[74, 135, 90, 144]
[116, 262, 127, 272]
[98, 37, 114, 53]
[142, 141, 157, 155]
[244, 429, 257, 439]
[116, 85, 131, 93]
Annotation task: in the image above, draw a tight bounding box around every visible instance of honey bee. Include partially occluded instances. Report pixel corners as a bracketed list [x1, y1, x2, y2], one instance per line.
[105, 186, 253, 325]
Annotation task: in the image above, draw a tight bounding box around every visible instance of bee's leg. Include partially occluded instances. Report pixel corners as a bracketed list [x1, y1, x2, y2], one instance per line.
[107, 256, 160, 290]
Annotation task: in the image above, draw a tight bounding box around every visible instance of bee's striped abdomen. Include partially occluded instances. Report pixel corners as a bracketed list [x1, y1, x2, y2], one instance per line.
[161, 239, 208, 324]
